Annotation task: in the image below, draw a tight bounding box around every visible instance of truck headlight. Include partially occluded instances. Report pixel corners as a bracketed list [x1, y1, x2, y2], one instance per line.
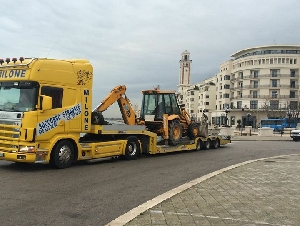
[19, 146, 36, 153]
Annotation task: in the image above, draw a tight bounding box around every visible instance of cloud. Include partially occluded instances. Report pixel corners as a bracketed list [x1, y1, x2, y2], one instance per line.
[1, 0, 300, 117]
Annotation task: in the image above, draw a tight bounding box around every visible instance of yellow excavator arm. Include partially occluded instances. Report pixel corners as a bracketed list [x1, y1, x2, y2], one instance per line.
[95, 85, 136, 125]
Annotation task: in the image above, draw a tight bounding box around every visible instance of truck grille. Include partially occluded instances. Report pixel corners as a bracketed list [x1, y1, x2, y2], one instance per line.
[0, 121, 20, 153]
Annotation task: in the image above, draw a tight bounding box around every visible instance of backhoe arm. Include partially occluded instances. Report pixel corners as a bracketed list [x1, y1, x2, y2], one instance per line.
[95, 85, 136, 125]
[96, 85, 127, 112]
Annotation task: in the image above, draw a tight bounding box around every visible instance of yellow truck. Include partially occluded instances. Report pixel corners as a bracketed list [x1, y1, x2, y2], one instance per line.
[0, 57, 230, 168]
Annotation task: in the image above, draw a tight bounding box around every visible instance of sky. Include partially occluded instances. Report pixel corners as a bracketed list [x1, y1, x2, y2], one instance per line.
[1, 0, 300, 117]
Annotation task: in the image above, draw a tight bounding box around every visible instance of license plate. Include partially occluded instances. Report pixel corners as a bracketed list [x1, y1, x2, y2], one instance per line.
[0, 152, 4, 157]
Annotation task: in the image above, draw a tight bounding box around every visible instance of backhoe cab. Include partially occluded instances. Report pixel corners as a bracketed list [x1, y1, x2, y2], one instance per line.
[139, 88, 200, 145]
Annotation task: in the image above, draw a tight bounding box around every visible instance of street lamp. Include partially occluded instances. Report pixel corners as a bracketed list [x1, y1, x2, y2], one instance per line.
[247, 113, 251, 126]
[224, 107, 231, 127]
[286, 109, 292, 128]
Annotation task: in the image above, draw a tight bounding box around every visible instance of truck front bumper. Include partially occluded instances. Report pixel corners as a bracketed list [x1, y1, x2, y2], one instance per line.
[0, 150, 49, 164]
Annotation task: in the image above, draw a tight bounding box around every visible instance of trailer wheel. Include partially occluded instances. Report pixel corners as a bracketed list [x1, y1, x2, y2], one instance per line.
[213, 138, 220, 149]
[50, 140, 74, 169]
[124, 136, 140, 160]
[204, 139, 211, 150]
[195, 139, 202, 151]
[168, 120, 182, 146]
[188, 123, 199, 139]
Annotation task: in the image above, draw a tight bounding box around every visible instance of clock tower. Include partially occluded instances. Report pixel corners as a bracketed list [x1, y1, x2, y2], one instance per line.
[177, 50, 192, 106]
[179, 50, 192, 86]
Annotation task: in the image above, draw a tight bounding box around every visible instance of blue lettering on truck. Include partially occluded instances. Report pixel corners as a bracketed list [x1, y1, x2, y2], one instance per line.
[37, 103, 82, 136]
[0, 69, 26, 78]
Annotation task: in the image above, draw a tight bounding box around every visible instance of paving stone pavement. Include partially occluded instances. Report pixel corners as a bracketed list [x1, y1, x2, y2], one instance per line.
[109, 154, 300, 226]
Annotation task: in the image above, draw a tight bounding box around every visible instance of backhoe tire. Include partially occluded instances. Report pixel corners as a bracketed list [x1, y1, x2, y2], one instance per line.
[124, 136, 140, 160]
[50, 140, 74, 169]
[168, 120, 182, 146]
[188, 123, 199, 139]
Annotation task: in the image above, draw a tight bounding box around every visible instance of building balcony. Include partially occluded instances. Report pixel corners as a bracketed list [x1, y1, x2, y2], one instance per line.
[230, 94, 299, 100]
[230, 84, 297, 90]
[232, 73, 299, 80]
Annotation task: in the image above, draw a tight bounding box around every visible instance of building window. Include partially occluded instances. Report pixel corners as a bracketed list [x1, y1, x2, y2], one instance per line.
[290, 91, 296, 98]
[223, 94, 230, 98]
[271, 80, 277, 87]
[253, 70, 259, 78]
[231, 116, 235, 126]
[224, 84, 230, 89]
[290, 101, 298, 110]
[278, 58, 281, 64]
[271, 69, 278, 77]
[253, 91, 258, 98]
[224, 75, 230, 80]
[206, 95, 209, 98]
[253, 81, 258, 88]
[205, 102, 209, 105]
[250, 100, 258, 109]
[271, 91, 278, 98]
[237, 101, 242, 109]
[291, 70, 296, 77]
[270, 58, 273, 64]
[270, 100, 279, 110]
[290, 81, 296, 88]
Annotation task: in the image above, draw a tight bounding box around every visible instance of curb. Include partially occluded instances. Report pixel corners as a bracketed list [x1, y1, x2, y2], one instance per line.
[106, 154, 298, 226]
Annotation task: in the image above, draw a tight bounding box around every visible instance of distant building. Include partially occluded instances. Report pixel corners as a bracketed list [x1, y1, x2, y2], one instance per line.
[177, 45, 300, 128]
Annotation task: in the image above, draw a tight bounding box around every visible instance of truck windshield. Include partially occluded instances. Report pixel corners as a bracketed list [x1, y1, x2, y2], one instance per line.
[0, 81, 38, 112]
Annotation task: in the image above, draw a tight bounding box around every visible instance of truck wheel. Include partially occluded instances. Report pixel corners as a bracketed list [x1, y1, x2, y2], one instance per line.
[168, 120, 182, 146]
[204, 139, 211, 150]
[124, 136, 140, 160]
[195, 139, 202, 151]
[50, 140, 74, 169]
[213, 138, 220, 149]
[188, 123, 199, 139]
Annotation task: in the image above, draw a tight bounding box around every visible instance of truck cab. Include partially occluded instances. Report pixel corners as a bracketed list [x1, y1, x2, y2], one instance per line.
[0, 57, 93, 168]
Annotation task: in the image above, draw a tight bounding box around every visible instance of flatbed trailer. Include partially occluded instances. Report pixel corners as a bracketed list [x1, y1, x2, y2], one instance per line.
[77, 124, 231, 161]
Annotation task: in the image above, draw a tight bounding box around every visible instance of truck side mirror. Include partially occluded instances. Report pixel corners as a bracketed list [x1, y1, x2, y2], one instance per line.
[40, 95, 52, 111]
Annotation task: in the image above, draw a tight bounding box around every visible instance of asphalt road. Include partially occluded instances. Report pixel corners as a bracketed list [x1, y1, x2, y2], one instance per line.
[0, 141, 299, 226]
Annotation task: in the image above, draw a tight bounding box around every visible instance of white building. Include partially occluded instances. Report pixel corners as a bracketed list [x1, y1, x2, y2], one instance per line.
[178, 45, 300, 128]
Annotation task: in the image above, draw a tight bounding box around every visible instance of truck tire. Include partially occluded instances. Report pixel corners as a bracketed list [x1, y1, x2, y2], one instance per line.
[168, 120, 182, 146]
[188, 123, 199, 139]
[213, 138, 220, 149]
[195, 139, 202, 151]
[204, 139, 211, 150]
[50, 140, 74, 169]
[124, 136, 140, 160]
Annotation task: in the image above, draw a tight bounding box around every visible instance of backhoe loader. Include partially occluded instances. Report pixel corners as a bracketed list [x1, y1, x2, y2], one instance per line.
[93, 85, 201, 145]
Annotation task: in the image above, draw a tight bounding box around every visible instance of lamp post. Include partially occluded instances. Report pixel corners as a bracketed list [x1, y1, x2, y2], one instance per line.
[224, 107, 231, 127]
[286, 109, 292, 128]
